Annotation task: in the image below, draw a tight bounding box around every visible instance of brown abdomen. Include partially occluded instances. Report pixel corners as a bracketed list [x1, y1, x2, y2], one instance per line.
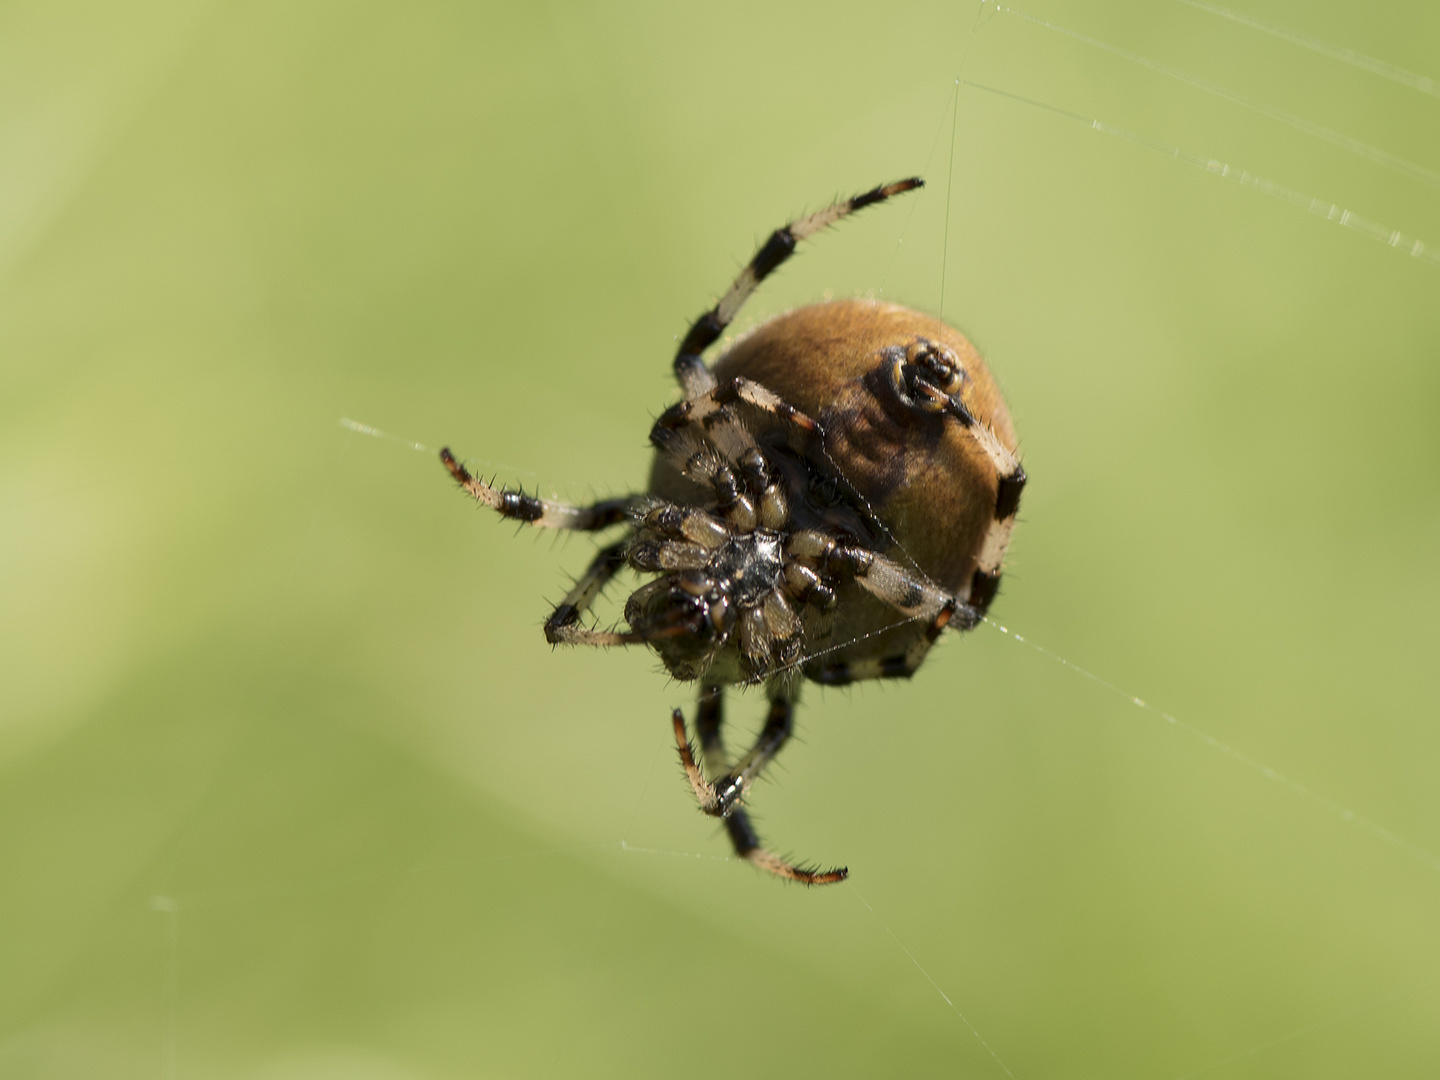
[709, 299, 1017, 595]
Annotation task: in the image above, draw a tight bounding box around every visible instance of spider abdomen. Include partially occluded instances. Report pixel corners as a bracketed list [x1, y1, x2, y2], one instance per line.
[708, 298, 1017, 598]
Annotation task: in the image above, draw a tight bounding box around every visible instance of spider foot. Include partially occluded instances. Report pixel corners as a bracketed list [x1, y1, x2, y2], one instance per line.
[726, 811, 848, 886]
[669, 710, 846, 885]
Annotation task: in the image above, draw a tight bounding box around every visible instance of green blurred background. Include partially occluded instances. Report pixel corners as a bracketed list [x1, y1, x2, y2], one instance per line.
[2, 0, 1438, 1076]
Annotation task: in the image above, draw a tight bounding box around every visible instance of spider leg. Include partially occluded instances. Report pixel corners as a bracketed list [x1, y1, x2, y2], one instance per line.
[547, 543, 712, 648]
[933, 395, 1027, 614]
[671, 688, 847, 886]
[713, 686, 796, 816]
[548, 609, 700, 649]
[672, 178, 925, 397]
[882, 347, 1027, 612]
[650, 377, 816, 532]
[790, 532, 978, 626]
[649, 376, 823, 491]
[543, 541, 629, 644]
[441, 448, 647, 530]
[653, 375, 823, 439]
[786, 532, 980, 686]
[694, 684, 729, 775]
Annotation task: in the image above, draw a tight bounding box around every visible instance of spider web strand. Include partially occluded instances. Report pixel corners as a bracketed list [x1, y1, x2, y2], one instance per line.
[995, 4, 1440, 190]
[852, 887, 1016, 1078]
[961, 81, 1440, 270]
[1175, 0, 1440, 99]
[982, 617, 1440, 874]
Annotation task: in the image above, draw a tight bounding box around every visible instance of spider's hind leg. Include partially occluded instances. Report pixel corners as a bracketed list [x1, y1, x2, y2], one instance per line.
[671, 686, 847, 886]
[723, 809, 847, 887]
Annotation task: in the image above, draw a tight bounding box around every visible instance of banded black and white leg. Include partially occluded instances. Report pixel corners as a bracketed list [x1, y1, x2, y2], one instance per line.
[440, 447, 648, 530]
[880, 341, 1028, 614]
[672, 178, 925, 398]
[543, 541, 629, 645]
[784, 531, 980, 686]
[653, 376, 825, 442]
[942, 402, 1026, 615]
[649, 406, 809, 535]
[441, 448, 674, 647]
[541, 541, 706, 649]
[672, 684, 847, 885]
[694, 683, 729, 779]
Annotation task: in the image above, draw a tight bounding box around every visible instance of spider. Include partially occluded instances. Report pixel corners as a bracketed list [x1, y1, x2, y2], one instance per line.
[441, 178, 1025, 884]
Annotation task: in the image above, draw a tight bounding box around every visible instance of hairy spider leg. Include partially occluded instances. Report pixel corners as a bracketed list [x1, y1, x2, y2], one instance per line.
[650, 427, 765, 532]
[440, 448, 648, 530]
[633, 503, 733, 550]
[930, 392, 1027, 614]
[882, 349, 1028, 614]
[688, 685, 729, 803]
[784, 532, 981, 686]
[551, 614, 699, 649]
[654, 376, 824, 438]
[655, 377, 917, 621]
[712, 685, 798, 816]
[694, 683, 728, 774]
[650, 375, 827, 535]
[440, 448, 690, 647]
[672, 692, 847, 885]
[672, 178, 925, 398]
[543, 541, 629, 644]
[651, 376, 824, 474]
[723, 808, 848, 887]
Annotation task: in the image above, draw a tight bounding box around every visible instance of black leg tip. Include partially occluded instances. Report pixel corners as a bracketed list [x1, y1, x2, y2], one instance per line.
[439, 447, 469, 484]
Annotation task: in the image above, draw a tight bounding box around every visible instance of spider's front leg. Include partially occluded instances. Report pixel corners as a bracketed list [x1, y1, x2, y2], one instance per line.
[535, 541, 687, 648]
[543, 541, 629, 644]
[672, 685, 847, 886]
[670, 177, 924, 396]
[652, 376, 824, 441]
[440, 448, 647, 530]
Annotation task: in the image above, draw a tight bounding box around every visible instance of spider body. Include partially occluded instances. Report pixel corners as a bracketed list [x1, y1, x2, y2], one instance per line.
[442, 179, 1025, 884]
[649, 298, 1020, 687]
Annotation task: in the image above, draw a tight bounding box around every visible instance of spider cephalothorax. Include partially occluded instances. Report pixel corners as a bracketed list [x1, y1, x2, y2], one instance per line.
[442, 179, 1025, 884]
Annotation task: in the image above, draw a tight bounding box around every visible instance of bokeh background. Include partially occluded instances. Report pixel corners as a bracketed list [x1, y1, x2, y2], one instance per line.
[3, 0, 1438, 1076]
